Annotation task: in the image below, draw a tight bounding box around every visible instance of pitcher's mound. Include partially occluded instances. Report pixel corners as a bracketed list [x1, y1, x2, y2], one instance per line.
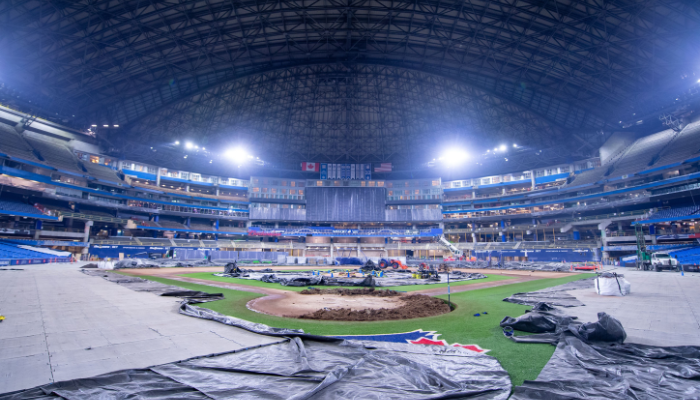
[247, 288, 451, 321]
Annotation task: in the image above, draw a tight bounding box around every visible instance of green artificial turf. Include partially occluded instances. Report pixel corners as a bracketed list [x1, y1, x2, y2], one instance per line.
[177, 271, 514, 292]
[136, 272, 592, 386]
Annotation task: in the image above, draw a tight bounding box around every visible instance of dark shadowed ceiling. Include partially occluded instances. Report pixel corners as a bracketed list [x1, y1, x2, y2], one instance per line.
[1, 0, 699, 164]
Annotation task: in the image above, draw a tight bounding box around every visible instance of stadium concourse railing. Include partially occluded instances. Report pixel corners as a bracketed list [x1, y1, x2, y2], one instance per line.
[444, 209, 651, 235]
[248, 227, 441, 237]
[59, 211, 131, 224]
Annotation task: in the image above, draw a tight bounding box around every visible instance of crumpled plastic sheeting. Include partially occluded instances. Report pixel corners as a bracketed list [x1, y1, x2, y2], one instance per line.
[2, 339, 512, 400]
[511, 334, 700, 400]
[501, 303, 626, 346]
[503, 278, 594, 307]
[114, 258, 223, 269]
[81, 270, 224, 303]
[220, 271, 487, 287]
[500, 303, 578, 334]
[179, 302, 310, 338]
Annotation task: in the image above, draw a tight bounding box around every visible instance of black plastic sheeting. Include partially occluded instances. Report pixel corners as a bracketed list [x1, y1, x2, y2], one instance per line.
[503, 278, 594, 307]
[2, 338, 512, 400]
[511, 335, 700, 399]
[503, 304, 700, 399]
[217, 271, 488, 287]
[179, 302, 310, 337]
[501, 303, 625, 346]
[113, 258, 221, 269]
[306, 187, 386, 222]
[81, 270, 223, 303]
[499, 303, 578, 334]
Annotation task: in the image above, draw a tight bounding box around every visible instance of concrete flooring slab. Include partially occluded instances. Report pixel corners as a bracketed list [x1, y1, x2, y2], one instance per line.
[0, 263, 282, 394]
[567, 268, 700, 346]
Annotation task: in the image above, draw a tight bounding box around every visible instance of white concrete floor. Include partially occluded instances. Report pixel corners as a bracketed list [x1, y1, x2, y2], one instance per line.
[567, 268, 700, 346]
[0, 263, 281, 394]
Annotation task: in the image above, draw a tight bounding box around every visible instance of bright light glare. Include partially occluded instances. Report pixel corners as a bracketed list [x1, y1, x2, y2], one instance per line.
[499, 144, 506, 151]
[440, 149, 469, 166]
[513, 143, 517, 148]
[225, 147, 251, 161]
[174, 141, 180, 145]
[185, 142, 194, 149]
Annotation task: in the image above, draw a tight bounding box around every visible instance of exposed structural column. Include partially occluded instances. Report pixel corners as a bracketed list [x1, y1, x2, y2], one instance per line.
[530, 170, 536, 190]
[34, 220, 42, 239]
[156, 168, 161, 186]
[500, 220, 506, 242]
[84, 220, 93, 243]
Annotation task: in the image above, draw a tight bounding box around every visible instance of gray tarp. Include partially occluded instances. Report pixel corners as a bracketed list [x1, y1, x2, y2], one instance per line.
[502, 278, 594, 307]
[216, 271, 487, 287]
[81, 270, 224, 303]
[511, 334, 700, 399]
[504, 304, 700, 399]
[1, 338, 512, 400]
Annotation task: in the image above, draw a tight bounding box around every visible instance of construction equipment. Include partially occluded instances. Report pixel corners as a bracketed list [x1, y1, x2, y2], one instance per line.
[438, 235, 464, 257]
[439, 263, 452, 273]
[377, 258, 408, 269]
[416, 263, 440, 280]
[635, 225, 652, 271]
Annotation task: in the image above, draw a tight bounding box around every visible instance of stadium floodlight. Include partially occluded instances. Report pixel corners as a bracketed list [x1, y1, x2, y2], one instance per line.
[103, 124, 109, 127]
[91, 124, 97, 127]
[194, 145, 199, 149]
[202, 147, 206, 150]
[225, 147, 251, 161]
[499, 144, 507, 151]
[113, 124, 119, 127]
[174, 141, 180, 145]
[183, 155, 188, 158]
[440, 149, 469, 166]
[513, 143, 517, 148]
[493, 147, 497, 151]
[185, 142, 194, 149]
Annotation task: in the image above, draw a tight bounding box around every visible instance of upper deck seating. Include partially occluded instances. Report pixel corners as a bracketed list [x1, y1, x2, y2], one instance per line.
[24, 135, 83, 173]
[0, 199, 45, 216]
[651, 121, 700, 167]
[0, 123, 42, 162]
[607, 129, 675, 177]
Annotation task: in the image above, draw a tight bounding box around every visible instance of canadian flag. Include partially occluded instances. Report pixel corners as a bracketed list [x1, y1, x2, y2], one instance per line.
[301, 162, 319, 172]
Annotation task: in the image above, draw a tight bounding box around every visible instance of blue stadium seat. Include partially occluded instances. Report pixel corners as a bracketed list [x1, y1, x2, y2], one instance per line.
[0, 200, 46, 216]
[0, 242, 56, 260]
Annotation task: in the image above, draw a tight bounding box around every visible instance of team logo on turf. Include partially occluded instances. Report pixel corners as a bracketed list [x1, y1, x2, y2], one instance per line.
[331, 329, 489, 353]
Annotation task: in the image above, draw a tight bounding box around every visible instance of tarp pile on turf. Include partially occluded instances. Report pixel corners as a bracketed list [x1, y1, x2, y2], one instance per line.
[81, 270, 223, 303]
[503, 304, 700, 399]
[113, 258, 223, 269]
[215, 270, 487, 287]
[5, 326, 512, 399]
[502, 277, 594, 307]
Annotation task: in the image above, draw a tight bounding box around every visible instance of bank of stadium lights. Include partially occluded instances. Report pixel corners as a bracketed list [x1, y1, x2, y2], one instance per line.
[438, 149, 469, 166]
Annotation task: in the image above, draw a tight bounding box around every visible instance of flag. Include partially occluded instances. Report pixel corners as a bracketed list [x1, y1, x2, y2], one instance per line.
[374, 163, 392, 172]
[301, 162, 319, 172]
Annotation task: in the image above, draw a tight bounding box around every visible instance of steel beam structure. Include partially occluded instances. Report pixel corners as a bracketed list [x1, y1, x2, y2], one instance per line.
[1, 0, 698, 162]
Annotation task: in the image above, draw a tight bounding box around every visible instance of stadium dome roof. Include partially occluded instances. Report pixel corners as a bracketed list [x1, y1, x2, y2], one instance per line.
[1, 0, 698, 164]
